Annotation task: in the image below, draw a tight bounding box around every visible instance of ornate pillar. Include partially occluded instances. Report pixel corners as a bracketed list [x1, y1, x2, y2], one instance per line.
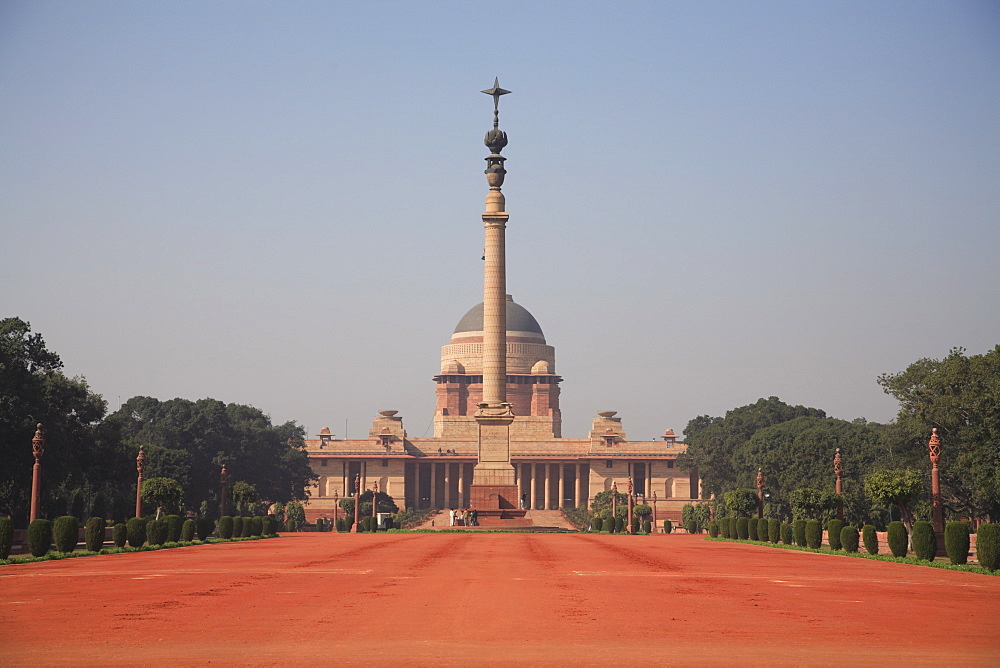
[652, 491, 658, 533]
[627, 477, 635, 534]
[611, 480, 618, 521]
[219, 464, 229, 517]
[135, 445, 146, 518]
[333, 490, 339, 526]
[372, 480, 379, 520]
[756, 468, 764, 519]
[834, 448, 844, 521]
[929, 428, 944, 534]
[353, 473, 361, 532]
[29, 423, 44, 523]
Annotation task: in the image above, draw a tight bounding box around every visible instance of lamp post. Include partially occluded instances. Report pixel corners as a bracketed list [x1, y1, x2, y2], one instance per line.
[135, 445, 146, 518]
[372, 480, 379, 529]
[611, 481, 618, 527]
[333, 490, 339, 527]
[652, 491, 658, 534]
[353, 473, 361, 533]
[627, 476, 635, 534]
[928, 428, 943, 534]
[29, 423, 44, 523]
[219, 465, 229, 517]
[756, 468, 764, 519]
[834, 448, 844, 521]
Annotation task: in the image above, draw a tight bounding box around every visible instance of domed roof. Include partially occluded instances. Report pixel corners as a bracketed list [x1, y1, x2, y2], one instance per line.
[453, 295, 544, 336]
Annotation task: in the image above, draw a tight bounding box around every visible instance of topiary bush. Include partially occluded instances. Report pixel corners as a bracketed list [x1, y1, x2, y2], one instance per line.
[805, 520, 822, 549]
[242, 517, 253, 537]
[126, 518, 147, 548]
[0, 517, 12, 559]
[164, 515, 183, 543]
[718, 517, 729, 538]
[262, 516, 275, 535]
[840, 525, 859, 553]
[827, 519, 844, 551]
[53, 516, 79, 553]
[887, 521, 908, 558]
[181, 519, 196, 542]
[912, 521, 936, 561]
[736, 517, 749, 540]
[707, 521, 719, 537]
[113, 523, 127, 548]
[944, 521, 970, 565]
[146, 519, 165, 546]
[336, 518, 346, 532]
[976, 523, 999, 571]
[642, 519, 652, 534]
[250, 517, 263, 536]
[663, 519, 672, 534]
[85, 517, 105, 552]
[793, 519, 807, 546]
[757, 518, 769, 542]
[768, 518, 780, 543]
[862, 525, 878, 554]
[218, 516, 234, 539]
[197, 517, 214, 540]
[28, 519, 52, 557]
[592, 517, 603, 532]
[232, 516, 243, 538]
[747, 518, 759, 541]
[631, 518, 640, 534]
[615, 517, 625, 533]
[780, 522, 793, 545]
[316, 518, 325, 532]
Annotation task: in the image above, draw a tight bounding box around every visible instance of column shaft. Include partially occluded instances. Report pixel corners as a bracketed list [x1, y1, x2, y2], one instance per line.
[530, 463, 537, 510]
[482, 220, 507, 405]
[558, 464, 565, 509]
[575, 463, 583, 509]
[544, 464, 551, 510]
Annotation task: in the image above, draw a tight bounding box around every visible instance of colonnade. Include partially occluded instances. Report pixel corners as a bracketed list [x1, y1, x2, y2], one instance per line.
[515, 462, 589, 510]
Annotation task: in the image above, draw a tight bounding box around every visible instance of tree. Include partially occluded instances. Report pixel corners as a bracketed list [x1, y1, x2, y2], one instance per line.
[864, 468, 923, 534]
[358, 490, 399, 514]
[141, 478, 183, 520]
[590, 490, 628, 518]
[285, 501, 306, 528]
[229, 481, 260, 516]
[787, 488, 839, 522]
[878, 346, 1000, 520]
[723, 488, 758, 518]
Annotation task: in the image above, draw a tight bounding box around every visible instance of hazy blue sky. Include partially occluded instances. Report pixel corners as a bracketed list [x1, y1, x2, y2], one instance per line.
[3, 1, 998, 441]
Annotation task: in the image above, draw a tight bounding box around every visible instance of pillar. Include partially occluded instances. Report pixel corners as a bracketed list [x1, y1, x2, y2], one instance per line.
[558, 464, 565, 510]
[530, 463, 538, 510]
[443, 462, 451, 508]
[29, 423, 44, 523]
[575, 463, 583, 509]
[430, 463, 439, 508]
[645, 462, 652, 498]
[458, 462, 465, 507]
[544, 464, 551, 510]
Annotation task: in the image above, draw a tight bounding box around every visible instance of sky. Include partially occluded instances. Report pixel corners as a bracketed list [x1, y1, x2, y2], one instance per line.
[2, 1, 998, 441]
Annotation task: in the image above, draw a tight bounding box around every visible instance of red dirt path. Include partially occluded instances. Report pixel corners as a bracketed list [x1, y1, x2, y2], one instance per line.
[2, 533, 998, 666]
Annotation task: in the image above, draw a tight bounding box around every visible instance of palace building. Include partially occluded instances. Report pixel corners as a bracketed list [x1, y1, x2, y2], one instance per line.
[300, 81, 700, 523]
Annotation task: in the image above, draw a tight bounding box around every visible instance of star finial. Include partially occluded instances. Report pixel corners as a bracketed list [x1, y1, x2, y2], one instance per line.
[482, 77, 511, 128]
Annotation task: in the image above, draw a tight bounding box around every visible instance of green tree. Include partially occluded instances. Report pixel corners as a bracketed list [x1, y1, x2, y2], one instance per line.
[864, 468, 923, 534]
[229, 481, 260, 516]
[723, 488, 758, 518]
[787, 488, 840, 522]
[141, 477, 184, 520]
[590, 490, 628, 517]
[285, 501, 306, 528]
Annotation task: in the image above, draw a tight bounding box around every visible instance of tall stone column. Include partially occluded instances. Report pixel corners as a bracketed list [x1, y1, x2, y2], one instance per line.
[756, 468, 764, 519]
[135, 445, 146, 518]
[576, 464, 584, 509]
[530, 464, 537, 510]
[834, 448, 844, 521]
[219, 464, 229, 517]
[29, 423, 44, 523]
[543, 465, 551, 510]
[558, 465, 565, 510]
[470, 78, 521, 516]
[929, 428, 944, 533]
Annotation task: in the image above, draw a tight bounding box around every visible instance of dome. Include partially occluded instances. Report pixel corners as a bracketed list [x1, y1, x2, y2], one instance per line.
[453, 295, 544, 337]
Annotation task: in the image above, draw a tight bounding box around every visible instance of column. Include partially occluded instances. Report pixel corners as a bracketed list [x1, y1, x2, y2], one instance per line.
[430, 463, 439, 508]
[575, 463, 583, 509]
[530, 463, 538, 510]
[458, 463, 465, 507]
[362, 461, 367, 493]
[342, 461, 347, 497]
[544, 464, 552, 511]
[443, 463, 451, 508]
[557, 464, 565, 510]
[645, 462, 652, 498]
[516, 463, 524, 507]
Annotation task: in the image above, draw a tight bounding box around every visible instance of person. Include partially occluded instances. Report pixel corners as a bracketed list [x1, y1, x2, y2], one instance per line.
[449, 508, 456, 527]
[471, 509, 478, 526]
[520, 493, 527, 510]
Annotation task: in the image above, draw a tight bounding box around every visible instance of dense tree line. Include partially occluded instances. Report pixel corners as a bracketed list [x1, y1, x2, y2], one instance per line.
[1, 317, 315, 527]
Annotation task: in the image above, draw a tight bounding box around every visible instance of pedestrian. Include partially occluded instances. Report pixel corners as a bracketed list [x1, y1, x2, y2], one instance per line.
[449, 508, 456, 527]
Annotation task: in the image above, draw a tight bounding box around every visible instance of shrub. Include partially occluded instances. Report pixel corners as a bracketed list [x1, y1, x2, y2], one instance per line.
[976, 523, 1000, 571]
[643, 519, 652, 534]
[0, 517, 12, 560]
[708, 521, 719, 537]
[615, 517, 625, 533]
[197, 517, 214, 540]
[85, 517, 105, 552]
[793, 519, 807, 546]
[912, 521, 936, 561]
[747, 518, 759, 541]
[767, 518, 780, 543]
[181, 519, 196, 542]
[28, 519, 52, 557]
[164, 515, 183, 543]
[717, 517, 728, 538]
[805, 520, 822, 549]
[780, 522, 793, 545]
[757, 518, 768, 542]
[663, 520, 672, 534]
[250, 517, 263, 536]
[218, 516, 234, 539]
[316, 518, 325, 532]
[944, 522, 970, 565]
[261, 516, 275, 535]
[126, 518, 147, 548]
[146, 519, 165, 546]
[840, 526, 859, 553]
[384, 516, 394, 530]
[113, 523, 127, 548]
[887, 521, 908, 558]
[735, 517, 749, 540]
[53, 516, 79, 553]
[232, 516, 243, 538]
[592, 517, 603, 532]
[336, 518, 346, 532]
[242, 517, 253, 537]
[827, 519, 844, 551]
[862, 525, 878, 555]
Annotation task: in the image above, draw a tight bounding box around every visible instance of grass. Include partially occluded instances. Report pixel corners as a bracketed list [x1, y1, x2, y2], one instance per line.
[0, 533, 279, 566]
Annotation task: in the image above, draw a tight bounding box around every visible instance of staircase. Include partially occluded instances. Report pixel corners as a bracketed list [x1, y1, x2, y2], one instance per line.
[524, 510, 578, 531]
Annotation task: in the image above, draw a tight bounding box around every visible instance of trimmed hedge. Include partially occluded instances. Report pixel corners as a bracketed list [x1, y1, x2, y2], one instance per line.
[250, 517, 263, 536]
[181, 519, 196, 542]
[642, 519, 652, 534]
[165, 515, 183, 543]
[912, 521, 936, 561]
[748, 518, 759, 541]
[793, 519, 807, 546]
[887, 521, 908, 558]
[196, 517, 214, 540]
[862, 525, 878, 555]
[242, 517, 253, 537]
[113, 523, 127, 548]
[707, 521, 719, 537]
[945, 522, 970, 565]
[592, 517, 603, 532]
[146, 519, 167, 546]
[827, 519, 844, 551]
[840, 525, 859, 553]
[262, 516, 276, 535]
[126, 518, 146, 548]
[736, 517, 749, 540]
[54, 516, 79, 553]
[335, 518, 346, 532]
[805, 520, 822, 549]
[768, 518, 780, 543]
[758, 518, 769, 541]
[719, 517, 729, 538]
[85, 517, 105, 552]
[977, 523, 999, 571]
[232, 516, 243, 538]
[663, 520, 672, 534]
[780, 522, 793, 545]
[28, 519, 52, 557]
[0, 517, 14, 559]
[218, 516, 234, 539]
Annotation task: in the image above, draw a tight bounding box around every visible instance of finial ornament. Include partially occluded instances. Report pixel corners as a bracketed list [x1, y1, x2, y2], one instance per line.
[928, 427, 941, 463]
[32, 423, 45, 460]
[834, 448, 843, 476]
[482, 77, 510, 167]
[481, 77, 511, 128]
[756, 468, 764, 489]
[136, 445, 146, 474]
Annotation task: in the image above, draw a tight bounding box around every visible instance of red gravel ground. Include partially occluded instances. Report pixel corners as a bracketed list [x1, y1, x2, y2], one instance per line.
[2, 533, 998, 666]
